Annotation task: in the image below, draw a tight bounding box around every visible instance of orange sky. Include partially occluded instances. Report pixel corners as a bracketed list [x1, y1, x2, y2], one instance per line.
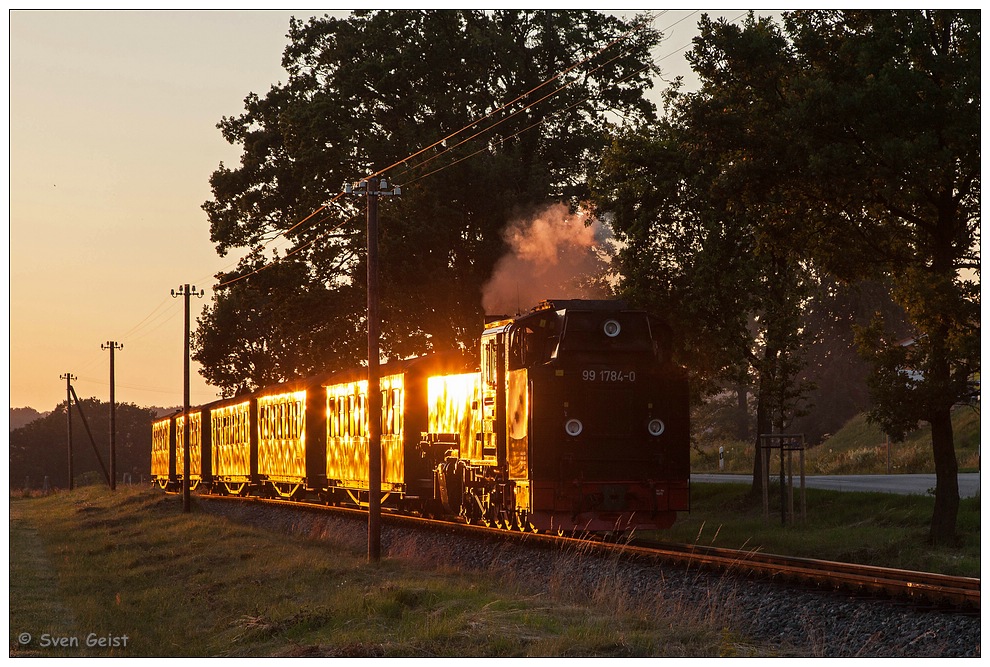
[8, 9, 742, 413]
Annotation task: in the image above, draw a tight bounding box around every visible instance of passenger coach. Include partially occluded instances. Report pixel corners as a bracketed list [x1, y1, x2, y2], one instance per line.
[152, 299, 690, 532]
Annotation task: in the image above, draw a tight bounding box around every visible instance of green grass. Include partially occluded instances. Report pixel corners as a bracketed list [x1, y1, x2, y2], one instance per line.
[693, 403, 981, 475]
[650, 483, 980, 578]
[9, 475, 980, 657]
[9, 486, 757, 658]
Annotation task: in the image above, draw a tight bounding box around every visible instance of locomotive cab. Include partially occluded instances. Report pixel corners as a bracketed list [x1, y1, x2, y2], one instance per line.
[489, 299, 690, 532]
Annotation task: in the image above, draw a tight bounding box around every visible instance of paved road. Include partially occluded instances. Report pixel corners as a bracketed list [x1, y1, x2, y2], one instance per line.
[691, 472, 981, 498]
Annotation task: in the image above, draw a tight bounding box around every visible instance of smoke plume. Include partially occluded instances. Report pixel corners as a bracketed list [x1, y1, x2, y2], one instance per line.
[482, 203, 613, 316]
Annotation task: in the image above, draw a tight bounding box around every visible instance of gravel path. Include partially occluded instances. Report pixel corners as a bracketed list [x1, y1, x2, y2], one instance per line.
[200, 498, 981, 657]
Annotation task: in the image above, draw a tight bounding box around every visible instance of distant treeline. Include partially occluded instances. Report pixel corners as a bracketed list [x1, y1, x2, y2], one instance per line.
[10, 407, 47, 431]
[9, 400, 176, 490]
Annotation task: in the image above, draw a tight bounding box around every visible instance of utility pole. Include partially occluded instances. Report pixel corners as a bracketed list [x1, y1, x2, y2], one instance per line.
[172, 284, 204, 513]
[60, 373, 77, 490]
[344, 176, 400, 563]
[102, 342, 123, 491]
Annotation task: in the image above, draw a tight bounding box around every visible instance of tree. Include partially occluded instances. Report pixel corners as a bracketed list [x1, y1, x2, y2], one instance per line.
[9, 407, 45, 432]
[194, 255, 366, 396]
[591, 119, 815, 498]
[198, 10, 663, 395]
[788, 278, 911, 445]
[667, 11, 979, 544]
[9, 399, 156, 489]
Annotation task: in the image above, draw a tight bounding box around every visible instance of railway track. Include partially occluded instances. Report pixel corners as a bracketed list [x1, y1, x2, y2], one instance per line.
[619, 539, 980, 611]
[194, 492, 979, 613]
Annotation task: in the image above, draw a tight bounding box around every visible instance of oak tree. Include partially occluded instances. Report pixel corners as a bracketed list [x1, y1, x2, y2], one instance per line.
[197, 10, 662, 396]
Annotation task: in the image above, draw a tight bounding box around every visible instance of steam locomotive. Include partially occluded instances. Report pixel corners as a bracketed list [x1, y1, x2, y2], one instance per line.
[152, 299, 690, 532]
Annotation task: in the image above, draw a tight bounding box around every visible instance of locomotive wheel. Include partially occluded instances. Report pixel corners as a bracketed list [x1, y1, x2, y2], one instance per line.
[517, 513, 537, 533]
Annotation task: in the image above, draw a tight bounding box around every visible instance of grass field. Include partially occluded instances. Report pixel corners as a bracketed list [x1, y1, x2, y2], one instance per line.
[692, 404, 981, 475]
[9, 477, 979, 657]
[8, 487, 753, 658]
[651, 483, 980, 578]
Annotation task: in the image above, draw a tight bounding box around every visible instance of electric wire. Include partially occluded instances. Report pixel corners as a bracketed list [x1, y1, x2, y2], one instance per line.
[396, 13, 665, 178]
[92, 10, 736, 348]
[395, 33, 656, 181]
[212, 11, 666, 290]
[200, 13, 685, 294]
[216, 201, 358, 288]
[403, 11, 748, 188]
[126, 304, 181, 343]
[55, 11, 744, 408]
[118, 295, 172, 339]
[367, 10, 664, 182]
[73, 375, 213, 402]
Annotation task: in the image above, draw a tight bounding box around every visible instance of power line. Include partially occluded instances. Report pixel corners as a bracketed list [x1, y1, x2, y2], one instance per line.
[216, 207, 360, 288]
[212, 13, 666, 289]
[190, 16, 686, 296]
[127, 304, 182, 343]
[119, 295, 171, 339]
[370, 11, 664, 182]
[51, 12, 736, 415]
[396, 15, 664, 180]
[61, 12, 724, 372]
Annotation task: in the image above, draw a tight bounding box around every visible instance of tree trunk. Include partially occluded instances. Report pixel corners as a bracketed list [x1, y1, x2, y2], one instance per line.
[929, 404, 959, 545]
[750, 375, 770, 499]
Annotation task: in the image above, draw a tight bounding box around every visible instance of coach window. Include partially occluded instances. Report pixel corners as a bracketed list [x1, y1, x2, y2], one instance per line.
[393, 389, 402, 434]
[358, 395, 367, 437]
[346, 396, 354, 437]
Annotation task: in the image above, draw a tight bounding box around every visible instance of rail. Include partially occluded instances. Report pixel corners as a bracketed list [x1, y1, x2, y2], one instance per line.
[192, 493, 979, 611]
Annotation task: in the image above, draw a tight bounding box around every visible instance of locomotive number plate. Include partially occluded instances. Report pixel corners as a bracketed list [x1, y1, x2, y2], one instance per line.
[581, 369, 637, 382]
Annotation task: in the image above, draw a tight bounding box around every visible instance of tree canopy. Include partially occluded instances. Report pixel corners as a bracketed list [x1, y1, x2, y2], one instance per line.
[591, 116, 817, 497]
[195, 9, 978, 543]
[9, 400, 156, 490]
[597, 10, 979, 543]
[196, 10, 662, 395]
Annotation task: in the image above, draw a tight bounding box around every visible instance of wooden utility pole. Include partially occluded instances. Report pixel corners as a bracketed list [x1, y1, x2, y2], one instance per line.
[172, 284, 204, 513]
[102, 342, 123, 490]
[344, 176, 400, 563]
[60, 372, 77, 490]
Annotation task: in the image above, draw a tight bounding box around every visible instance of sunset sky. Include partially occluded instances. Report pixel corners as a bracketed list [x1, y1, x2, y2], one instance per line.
[9, 9, 745, 413]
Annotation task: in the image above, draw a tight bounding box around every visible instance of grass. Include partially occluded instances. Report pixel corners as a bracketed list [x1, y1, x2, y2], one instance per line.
[9, 467, 980, 656]
[692, 403, 981, 475]
[9, 486, 755, 658]
[650, 483, 980, 578]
